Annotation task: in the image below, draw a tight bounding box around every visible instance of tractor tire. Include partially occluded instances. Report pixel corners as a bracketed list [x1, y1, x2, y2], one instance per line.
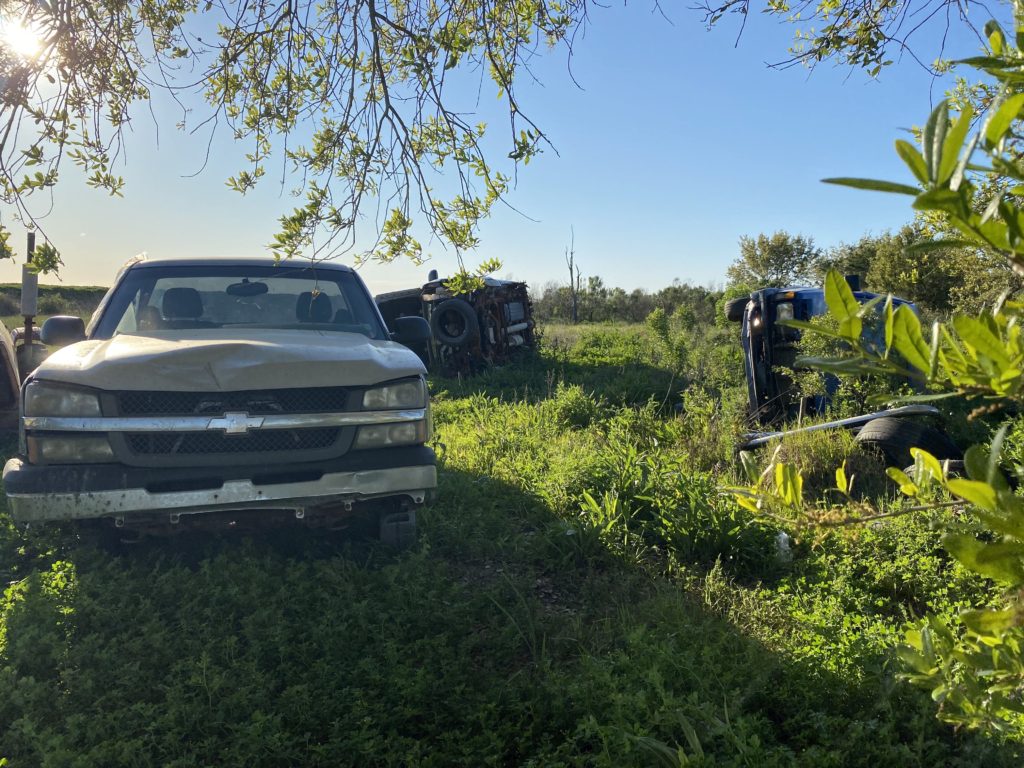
[856, 417, 961, 467]
[724, 297, 748, 323]
[430, 299, 479, 347]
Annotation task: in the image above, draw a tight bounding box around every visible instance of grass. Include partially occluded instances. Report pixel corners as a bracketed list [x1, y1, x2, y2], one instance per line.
[0, 321, 1020, 765]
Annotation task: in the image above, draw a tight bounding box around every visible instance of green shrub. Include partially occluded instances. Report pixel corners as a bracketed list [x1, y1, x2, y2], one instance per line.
[548, 382, 602, 429]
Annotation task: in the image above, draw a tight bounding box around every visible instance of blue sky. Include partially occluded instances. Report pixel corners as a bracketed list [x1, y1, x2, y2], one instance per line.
[0, 3, 994, 294]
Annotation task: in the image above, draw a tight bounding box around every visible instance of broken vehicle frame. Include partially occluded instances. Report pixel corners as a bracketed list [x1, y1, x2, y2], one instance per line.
[375, 273, 535, 375]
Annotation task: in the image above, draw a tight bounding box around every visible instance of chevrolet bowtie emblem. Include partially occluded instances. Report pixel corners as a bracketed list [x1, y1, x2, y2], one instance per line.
[207, 412, 266, 435]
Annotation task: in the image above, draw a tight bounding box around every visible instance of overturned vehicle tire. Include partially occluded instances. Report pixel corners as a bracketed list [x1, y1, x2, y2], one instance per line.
[724, 296, 748, 323]
[855, 416, 961, 467]
[430, 298, 479, 346]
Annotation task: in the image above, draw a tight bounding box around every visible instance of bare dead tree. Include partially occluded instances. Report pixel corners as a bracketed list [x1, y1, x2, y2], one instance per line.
[565, 226, 581, 324]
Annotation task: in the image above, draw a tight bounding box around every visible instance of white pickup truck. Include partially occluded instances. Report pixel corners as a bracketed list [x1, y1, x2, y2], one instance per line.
[2, 257, 436, 545]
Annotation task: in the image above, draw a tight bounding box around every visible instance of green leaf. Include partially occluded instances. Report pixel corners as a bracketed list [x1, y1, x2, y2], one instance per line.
[892, 305, 931, 373]
[985, 93, 1024, 147]
[739, 450, 761, 484]
[836, 463, 849, 495]
[883, 295, 894, 356]
[988, 22, 1006, 54]
[895, 645, 935, 675]
[990, 423, 1009, 479]
[822, 177, 921, 195]
[946, 478, 999, 511]
[923, 101, 948, 184]
[960, 608, 1017, 638]
[939, 105, 973, 184]
[953, 315, 1012, 367]
[911, 187, 968, 217]
[824, 269, 861, 340]
[943, 534, 1024, 584]
[910, 448, 944, 481]
[950, 132, 979, 191]
[775, 462, 803, 506]
[928, 320, 940, 379]
[895, 139, 928, 185]
[975, 499, 1024, 541]
[886, 467, 918, 496]
[964, 444, 990, 483]
[964, 438, 1011, 492]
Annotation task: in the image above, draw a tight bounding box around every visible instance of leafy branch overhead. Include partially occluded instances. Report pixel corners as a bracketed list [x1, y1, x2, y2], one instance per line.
[695, 0, 987, 73]
[0, 0, 583, 266]
[824, 23, 1024, 278]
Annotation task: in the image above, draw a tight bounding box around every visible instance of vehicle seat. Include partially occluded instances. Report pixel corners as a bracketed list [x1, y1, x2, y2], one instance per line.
[333, 308, 354, 325]
[162, 288, 205, 327]
[295, 292, 333, 323]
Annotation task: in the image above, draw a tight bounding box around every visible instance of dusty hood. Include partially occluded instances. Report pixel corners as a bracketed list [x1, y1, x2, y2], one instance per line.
[33, 329, 426, 391]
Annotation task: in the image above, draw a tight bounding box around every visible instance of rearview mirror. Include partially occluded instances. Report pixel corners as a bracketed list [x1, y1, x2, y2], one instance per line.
[390, 315, 431, 345]
[226, 279, 269, 297]
[41, 316, 86, 347]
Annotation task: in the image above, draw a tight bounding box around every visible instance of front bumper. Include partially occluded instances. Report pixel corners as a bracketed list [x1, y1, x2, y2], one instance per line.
[3, 446, 436, 524]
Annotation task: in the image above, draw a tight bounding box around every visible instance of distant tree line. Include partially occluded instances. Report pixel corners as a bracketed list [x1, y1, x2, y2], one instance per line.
[535, 225, 1024, 327]
[531, 276, 722, 325]
[726, 228, 1024, 316]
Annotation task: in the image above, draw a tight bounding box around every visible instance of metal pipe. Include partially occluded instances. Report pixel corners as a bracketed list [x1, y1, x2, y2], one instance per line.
[739, 404, 941, 450]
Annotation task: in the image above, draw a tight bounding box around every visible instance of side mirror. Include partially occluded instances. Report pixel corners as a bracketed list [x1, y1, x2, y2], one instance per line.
[390, 315, 431, 345]
[41, 316, 86, 347]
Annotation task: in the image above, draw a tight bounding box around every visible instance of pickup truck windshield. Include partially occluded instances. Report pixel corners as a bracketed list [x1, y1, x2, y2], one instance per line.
[92, 264, 388, 340]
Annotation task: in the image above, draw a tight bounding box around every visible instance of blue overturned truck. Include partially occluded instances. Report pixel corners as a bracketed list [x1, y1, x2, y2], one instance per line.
[725, 276, 960, 466]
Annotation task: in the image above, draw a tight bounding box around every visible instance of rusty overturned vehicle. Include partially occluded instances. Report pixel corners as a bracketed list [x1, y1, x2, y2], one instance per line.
[374, 271, 535, 374]
[2, 257, 436, 545]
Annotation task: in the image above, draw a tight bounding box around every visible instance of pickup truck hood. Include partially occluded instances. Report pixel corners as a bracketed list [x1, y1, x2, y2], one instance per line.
[32, 329, 426, 391]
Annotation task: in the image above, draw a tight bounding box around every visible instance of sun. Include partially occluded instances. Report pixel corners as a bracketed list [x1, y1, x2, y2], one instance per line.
[0, 16, 42, 60]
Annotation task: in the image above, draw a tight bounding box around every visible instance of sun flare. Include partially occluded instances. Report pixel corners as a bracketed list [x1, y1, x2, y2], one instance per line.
[0, 17, 42, 60]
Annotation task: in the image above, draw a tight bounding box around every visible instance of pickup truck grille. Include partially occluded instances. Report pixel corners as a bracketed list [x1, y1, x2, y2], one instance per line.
[126, 428, 340, 456]
[116, 387, 349, 416]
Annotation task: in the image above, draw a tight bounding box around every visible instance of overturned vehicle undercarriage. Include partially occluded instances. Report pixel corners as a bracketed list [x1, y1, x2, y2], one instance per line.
[375, 273, 535, 374]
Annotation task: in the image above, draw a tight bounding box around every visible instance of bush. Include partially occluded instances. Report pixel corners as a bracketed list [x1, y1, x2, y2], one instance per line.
[549, 382, 602, 429]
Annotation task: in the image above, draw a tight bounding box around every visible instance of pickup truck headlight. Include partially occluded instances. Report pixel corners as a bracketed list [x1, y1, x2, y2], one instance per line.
[362, 379, 426, 410]
[354, 420, 427, 449]
[27, 435, 114, 464]
[24, 381, 102, 417]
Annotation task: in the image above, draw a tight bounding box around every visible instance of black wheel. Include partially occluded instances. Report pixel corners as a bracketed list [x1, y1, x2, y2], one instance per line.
[724, 297, 748, 323]
[856, 417, 961, 467]
[378, 508, 417, 549]
[430, 299, 479, 346]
